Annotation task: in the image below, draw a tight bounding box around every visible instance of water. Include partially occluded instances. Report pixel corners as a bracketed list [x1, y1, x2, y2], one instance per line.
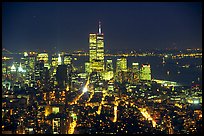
[4, 54, 202, 87]
[73, 56, 202, 86]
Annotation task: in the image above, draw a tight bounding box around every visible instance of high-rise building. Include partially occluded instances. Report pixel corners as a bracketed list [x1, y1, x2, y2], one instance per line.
[35, 61, 49, 87]
[56, 65, 68, 88]
[85, 62, 90, 73]
[63, 54, 72, 65]
[89, 34, 97, 66]
[140, 64, 151, 81]
[51, 54, 58, 68]
[132, 62, 140, 83]
[11, 64, 16, 72]
[50, 54, 58, 85]
[103, 59, 114, 80]
[106, 59, 113, 71]
[28, 52, 37, 72]
[58, 54, 62, 66]
[89, 22, 104, 73]
[96, 21, 104, 71]
[23, 52, 37, 86]
[115, 57, 128, 83]
[116, 57, 127, 73]
[37, 52, 49, 69]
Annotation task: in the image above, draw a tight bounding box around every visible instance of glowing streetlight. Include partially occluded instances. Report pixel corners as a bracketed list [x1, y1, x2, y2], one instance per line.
[83, 87, 88, 93]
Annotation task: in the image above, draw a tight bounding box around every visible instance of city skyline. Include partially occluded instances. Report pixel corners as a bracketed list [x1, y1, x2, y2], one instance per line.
[2, 3, 202, 133]
[2, 2, 202, 52]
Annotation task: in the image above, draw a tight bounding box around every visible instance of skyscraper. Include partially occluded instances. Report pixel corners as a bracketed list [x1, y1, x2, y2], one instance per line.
[89, 22, 104, 73]
[116, 57, 128, 83]
[116, 57, 127, 73]
[106, 59, 113, 71]
[132, 62, 140, 83]
[63, 54, 72, 65]
[56, 65, 68, 88]
[85, 62, 90, 73]
[103, 59, 114, 80]
[51, 54, 58, 68]
[96, 21, 104, 71]
[35, 60, 49, 86]
[37, 52, 49, 69]
[140, 64, 151, 81]
[23, 52, 37, 87]
[58, 54, 62, 66]
[89, 33, 97, 73]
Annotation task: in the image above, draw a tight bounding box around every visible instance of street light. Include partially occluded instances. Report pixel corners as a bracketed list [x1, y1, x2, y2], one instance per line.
[83, 87, 88, 93]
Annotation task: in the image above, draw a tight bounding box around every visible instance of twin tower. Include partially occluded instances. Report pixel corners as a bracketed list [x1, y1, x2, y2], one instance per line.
[89, 22, 104, 73]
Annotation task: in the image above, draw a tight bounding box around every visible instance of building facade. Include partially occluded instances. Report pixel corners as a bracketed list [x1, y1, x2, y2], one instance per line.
[140, 64, 151, 81]
[89, 22, 104, 73]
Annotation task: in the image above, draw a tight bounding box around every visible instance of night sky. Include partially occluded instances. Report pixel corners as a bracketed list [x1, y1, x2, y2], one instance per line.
[2, 2, 202, 53]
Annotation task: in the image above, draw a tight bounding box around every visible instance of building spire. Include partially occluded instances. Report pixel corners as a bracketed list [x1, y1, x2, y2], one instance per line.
[99, 21, 102, 34]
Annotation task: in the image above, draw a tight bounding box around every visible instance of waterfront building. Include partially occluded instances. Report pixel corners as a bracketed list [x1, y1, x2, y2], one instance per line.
[116, 57, 127, 73]
[140, 64, 151, 81]
[132, 62, 140, 83]
[115, 57, 127, 83]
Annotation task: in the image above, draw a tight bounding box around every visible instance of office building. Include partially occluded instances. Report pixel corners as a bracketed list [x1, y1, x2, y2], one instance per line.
[89, 22, 104, 73]
[58, 54, 62, 66]
[56, 65, 68, 88]
[132, 62, 140, 83]
[116, 57, 127, 73]
[23, 52, 37, 86]
[85, 62, 90, 73]
[140, 64, 151, 81]
[64, 54, 72, 65]
[37, 52, 49, 69]
[103, 59, 114, 80]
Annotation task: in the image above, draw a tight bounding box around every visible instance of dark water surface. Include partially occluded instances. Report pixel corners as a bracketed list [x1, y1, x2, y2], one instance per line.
[74, 56, 202, 86]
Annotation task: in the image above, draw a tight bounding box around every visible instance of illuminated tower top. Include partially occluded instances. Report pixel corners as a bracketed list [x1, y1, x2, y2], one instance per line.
[98, 21, 102, 34]
[58, 54, 62, 65]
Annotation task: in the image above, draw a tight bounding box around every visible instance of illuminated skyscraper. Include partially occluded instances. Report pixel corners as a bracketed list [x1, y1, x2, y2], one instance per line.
[89, 22, 104, 73]
[116, 57, 127, 73]
[58, 54, 62, 66]
[63, 54, 72, 65]
[85, 62, 90, 73]
[18, 63, 25, 72]
[96, 21, 104, 71]
[51, 54, 58, 68]
[35, 60, 49, 86]
[132, 62, 140, 83]
[106, 59, 113, 71]
[51, 54, 58, 84]
[89, 34, 97, 65]
[116, 57, 128, 83]
[140, 64, 151, 81]
[23, 52, 37, 86]
[37, 52, 49, 69]
[11, 64, 16, 72]
[103, 59, 114, 80]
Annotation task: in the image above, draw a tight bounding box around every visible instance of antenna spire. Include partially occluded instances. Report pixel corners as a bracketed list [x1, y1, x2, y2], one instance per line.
[99, 21, 101, 34]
